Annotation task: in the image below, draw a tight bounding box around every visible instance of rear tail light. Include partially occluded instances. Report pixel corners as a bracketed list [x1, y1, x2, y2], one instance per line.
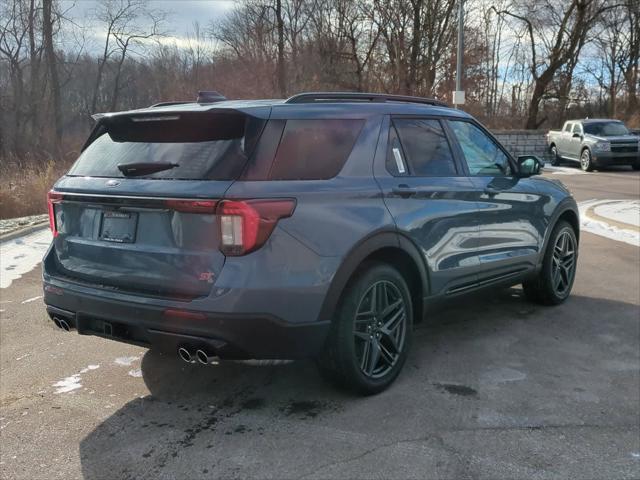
[164, 199, 218, 213]
[47, 191, 63, 237]
[217, 199, 296, 256]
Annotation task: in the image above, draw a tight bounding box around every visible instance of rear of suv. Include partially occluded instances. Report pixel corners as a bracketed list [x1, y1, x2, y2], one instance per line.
[43, 92, 580, 394]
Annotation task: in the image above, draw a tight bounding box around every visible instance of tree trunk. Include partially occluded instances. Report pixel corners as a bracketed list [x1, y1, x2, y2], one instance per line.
[275, 0, 286, 98]
[42, 0, 62, 152]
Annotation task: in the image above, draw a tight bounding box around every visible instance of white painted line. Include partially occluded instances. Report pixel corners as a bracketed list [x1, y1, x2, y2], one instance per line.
[21, 295, 43, 304]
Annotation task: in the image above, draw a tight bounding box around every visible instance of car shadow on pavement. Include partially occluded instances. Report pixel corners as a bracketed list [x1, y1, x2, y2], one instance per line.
[78, 288, 640, 480]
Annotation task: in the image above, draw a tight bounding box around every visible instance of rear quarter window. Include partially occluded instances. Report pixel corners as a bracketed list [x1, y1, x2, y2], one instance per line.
[267, 119, 364, 180]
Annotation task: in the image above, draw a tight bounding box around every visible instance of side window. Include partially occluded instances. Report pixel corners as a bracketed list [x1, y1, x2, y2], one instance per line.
[564, 123, 573, 132]
[386, 118, 457, 176]
[269, 119, 364, 180]
[573, 124, 582, 135]
[449, 120, 513, 176]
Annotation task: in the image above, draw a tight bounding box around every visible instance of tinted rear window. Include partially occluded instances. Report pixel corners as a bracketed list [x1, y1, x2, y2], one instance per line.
[389, 119, 457, 176]
[268, 119, 364, 180]
[68, 112, 265, 180]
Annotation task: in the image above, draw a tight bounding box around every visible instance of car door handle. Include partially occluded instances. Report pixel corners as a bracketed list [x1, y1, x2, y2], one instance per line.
[392, 186, 417, 198]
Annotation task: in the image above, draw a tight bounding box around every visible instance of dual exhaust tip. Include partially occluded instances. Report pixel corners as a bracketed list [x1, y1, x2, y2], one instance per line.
[52, 316, 71, 332]
[178, 346, 219, 365]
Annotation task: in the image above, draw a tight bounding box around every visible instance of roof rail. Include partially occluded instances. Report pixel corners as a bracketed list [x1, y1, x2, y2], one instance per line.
[284, 92, 447, 107]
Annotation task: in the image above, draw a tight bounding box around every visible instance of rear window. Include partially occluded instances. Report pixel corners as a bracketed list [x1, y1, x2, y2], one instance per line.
[268, 119, 364, 180]
[388, 118, 457, 176]
[68, 112, 265, 180]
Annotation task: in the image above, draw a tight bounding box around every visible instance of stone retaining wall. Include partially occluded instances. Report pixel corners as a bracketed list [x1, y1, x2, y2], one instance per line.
[491, 129, 551, 161]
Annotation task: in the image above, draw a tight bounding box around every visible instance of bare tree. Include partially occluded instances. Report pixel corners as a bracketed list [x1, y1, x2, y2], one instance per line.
[495, 0, 619, 129]
[90, 0, 166, 113]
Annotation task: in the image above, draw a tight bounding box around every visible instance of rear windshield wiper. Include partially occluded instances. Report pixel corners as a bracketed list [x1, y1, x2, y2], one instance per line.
[117, 162, 179, 177]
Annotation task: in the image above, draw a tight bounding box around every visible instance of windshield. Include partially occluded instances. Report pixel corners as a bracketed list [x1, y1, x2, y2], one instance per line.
[583, 122, 629, 137]
[68, 112, 265, 180]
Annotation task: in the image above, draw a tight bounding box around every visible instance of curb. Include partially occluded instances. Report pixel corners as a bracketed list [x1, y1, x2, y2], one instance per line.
[0, 222, 49, 243]
[584, 201, 640, 233]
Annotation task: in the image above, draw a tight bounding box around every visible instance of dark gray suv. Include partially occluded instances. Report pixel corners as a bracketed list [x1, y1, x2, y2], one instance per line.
[43, 92, 580, 394]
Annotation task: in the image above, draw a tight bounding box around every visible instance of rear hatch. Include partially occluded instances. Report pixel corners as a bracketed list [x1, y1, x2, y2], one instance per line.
[48, 109, 267, 299]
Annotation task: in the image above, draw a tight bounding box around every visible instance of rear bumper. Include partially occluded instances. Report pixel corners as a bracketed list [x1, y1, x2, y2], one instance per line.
[44, 285, 330, 359]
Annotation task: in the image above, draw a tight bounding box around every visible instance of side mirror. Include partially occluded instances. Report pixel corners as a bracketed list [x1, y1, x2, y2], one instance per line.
[517, 155, 543, 177]
[572, 132, 582, 138]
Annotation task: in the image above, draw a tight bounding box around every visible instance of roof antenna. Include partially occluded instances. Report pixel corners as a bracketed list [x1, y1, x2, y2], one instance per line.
[197, 91, 226, 104]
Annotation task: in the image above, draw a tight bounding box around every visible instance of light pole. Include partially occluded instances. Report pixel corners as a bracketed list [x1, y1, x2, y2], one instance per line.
[453, 0, 465, 109]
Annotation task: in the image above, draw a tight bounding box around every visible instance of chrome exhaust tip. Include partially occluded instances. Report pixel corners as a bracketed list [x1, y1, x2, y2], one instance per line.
[53, 316, 70, 332]
[178, 347, 194, 363]
[196, 349, 219, 365]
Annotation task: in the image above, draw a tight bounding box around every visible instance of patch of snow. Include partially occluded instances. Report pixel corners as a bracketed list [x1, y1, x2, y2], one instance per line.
[80, 365, 100, 374]
[52, 374, 83, 394]
[579, 200, 640, 247]
[128, 368, 143, 378]
[21, 295, 43, 304]
[114, 356, 139, 366]
[543, 164, 587, 175]
[0, 229, 52, 289]
[53, 364, 100, 394]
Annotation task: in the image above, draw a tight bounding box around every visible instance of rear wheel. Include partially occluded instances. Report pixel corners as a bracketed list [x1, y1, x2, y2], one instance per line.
[580, 149, 594, 172]
[318, 262, 413, 395]
[550, 145, 561, 166]
[523, 220, 577, 305]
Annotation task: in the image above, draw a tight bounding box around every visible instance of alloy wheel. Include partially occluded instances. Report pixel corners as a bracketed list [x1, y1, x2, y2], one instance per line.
[551, 230, 576, 297]
[353, 280, 407, 379]
[580, 151, 590, 170]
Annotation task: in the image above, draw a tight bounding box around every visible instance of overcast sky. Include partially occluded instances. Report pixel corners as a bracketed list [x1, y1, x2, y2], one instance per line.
[60, 0, 237, 52]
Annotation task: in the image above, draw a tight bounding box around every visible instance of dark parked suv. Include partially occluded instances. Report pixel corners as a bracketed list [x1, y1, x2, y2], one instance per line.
[43, 92, 580, 394]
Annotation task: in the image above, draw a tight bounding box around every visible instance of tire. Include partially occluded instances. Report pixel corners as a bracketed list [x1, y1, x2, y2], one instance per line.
[580, 149, 594, 172]
[317, 262, 413, 395]
[550, 145, 561, 166]
[523, 220, 578, 305]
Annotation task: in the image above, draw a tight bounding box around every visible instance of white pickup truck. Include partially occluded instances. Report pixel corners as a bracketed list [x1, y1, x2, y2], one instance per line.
[546, 119, 640, 171]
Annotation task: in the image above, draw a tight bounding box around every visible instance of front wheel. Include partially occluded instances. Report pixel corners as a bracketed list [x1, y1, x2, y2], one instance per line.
[523, 220, 578, 305]
[317, 262, 413, 395]
[580, 149, 594, 172]
[550, 145, 561, 166]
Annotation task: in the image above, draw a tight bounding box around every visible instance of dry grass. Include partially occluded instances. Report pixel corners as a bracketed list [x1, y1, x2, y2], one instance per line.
[0, 157, 70, 219]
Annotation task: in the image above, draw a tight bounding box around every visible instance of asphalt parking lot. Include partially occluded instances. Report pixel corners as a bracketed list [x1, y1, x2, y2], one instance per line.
[1, 166, 639, 480]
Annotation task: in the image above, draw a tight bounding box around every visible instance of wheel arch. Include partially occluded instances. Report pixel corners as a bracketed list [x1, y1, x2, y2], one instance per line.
[317, 231, 429, 325]
[538, 200, 580, 269]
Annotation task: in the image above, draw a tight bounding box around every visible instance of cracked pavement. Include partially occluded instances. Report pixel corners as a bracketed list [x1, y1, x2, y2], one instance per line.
[1, 167, 639, 479]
